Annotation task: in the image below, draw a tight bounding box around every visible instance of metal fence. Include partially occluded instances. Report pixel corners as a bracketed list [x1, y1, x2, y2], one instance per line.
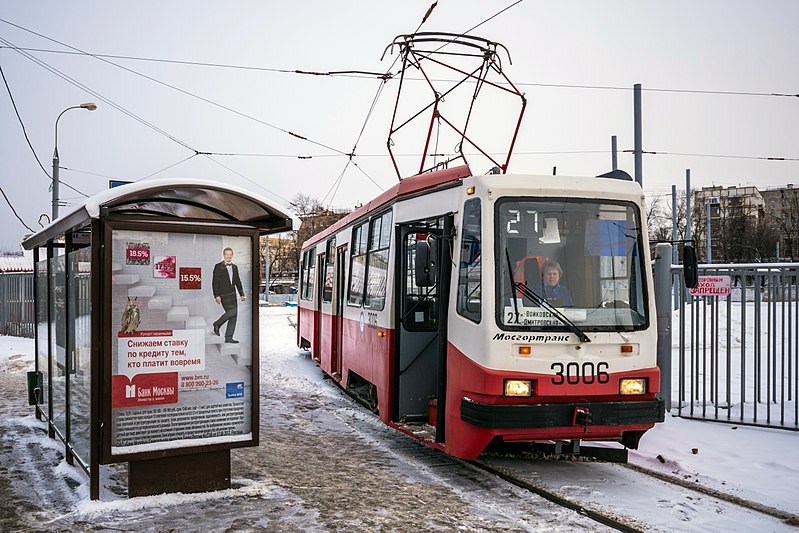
[667, 260, 799, 430]
[0, 272, 35, 338]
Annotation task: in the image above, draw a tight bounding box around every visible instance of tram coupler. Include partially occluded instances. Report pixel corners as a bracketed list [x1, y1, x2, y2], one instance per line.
[573, 406, 591, 427]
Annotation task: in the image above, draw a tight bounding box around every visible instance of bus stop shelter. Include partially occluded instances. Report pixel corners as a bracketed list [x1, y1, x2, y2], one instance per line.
[22, 179, 299, 500]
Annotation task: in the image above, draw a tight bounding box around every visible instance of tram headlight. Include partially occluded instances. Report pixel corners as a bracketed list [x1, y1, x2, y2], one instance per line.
[619, 378, 647, 395]
[504, 379, 532, 397]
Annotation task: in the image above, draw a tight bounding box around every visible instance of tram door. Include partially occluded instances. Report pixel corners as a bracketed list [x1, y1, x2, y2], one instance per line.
[394, 225, 447, 428]
[313, 252, 324, 363]
[330, 245, 346, 378]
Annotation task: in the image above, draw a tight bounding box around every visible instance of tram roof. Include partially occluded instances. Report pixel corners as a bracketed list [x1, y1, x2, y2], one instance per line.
[302, 164, 472, 249]
[23, 178, 300, 249]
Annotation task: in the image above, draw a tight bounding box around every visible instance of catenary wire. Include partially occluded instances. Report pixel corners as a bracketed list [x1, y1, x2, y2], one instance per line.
[0, 35, 198, 152]
[321, 0, 441, 206]
[0, 45, 389, 78]
[3, 11, 795, 214]
[0, 19, 349, 156]
[0, 61, 89, 197]
[0, 186, 34, 232]
[202, 155, 290, 204]
[137, 154, 200, 181]
[428, 0, 525, 55]
[4, 43, 796, 99]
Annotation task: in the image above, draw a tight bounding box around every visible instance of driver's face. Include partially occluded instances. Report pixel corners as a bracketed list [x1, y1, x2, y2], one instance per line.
[544, 267, 560, 287]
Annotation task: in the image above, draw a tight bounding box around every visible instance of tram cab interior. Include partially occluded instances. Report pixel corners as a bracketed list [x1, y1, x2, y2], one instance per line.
[497, 198, 649, 330]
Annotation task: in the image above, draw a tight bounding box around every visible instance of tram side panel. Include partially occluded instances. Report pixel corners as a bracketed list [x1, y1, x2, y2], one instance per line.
[300, 210, 398, 424]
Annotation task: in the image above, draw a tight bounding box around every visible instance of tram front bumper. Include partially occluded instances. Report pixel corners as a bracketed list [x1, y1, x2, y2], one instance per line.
[460, 397, 665, 429]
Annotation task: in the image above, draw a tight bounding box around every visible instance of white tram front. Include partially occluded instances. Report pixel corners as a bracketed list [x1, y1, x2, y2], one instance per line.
[298, 165, 664, 460]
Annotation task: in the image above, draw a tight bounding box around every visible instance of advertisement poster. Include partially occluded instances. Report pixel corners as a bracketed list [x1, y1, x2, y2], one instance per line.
[110, 229, 253, 454]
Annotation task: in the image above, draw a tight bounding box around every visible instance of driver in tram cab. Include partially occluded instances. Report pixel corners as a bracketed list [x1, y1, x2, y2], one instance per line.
[541, 260, 573, 307]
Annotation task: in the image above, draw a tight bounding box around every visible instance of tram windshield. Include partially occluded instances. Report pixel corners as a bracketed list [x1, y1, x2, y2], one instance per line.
[495, 198, 649, 332]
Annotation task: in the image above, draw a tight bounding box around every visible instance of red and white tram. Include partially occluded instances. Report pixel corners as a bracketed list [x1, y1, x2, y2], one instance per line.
[298, 163, 665, 460]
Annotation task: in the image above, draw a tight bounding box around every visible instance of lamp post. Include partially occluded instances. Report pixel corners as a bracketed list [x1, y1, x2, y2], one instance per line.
[52, 102, 97, 221]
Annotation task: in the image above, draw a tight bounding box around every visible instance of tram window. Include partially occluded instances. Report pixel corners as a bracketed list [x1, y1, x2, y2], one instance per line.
[403, 232, 439, 331]
[348, 222, 368, 306]
[365, 211, 392, 310]
[322, 238, 335, 303]
[300, 247, 316, 301]
[457, 198, 481, 323]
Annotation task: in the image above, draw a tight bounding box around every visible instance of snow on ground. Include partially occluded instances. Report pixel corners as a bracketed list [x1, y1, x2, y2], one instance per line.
[0, 305, 798, 531]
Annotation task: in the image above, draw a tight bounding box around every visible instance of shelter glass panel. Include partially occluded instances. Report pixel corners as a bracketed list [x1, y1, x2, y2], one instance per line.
[68, 247, 92, 466]
[35, 259, 48, 410]
[49, 255, 67, 438]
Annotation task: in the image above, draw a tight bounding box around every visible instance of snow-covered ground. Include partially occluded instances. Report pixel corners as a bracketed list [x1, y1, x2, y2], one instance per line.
[0, 306, 797, 531]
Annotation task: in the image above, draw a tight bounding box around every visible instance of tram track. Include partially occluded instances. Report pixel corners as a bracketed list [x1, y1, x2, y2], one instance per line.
[621, 462, 799, 526]
[473, 449, 799, 531]
[473, 458, 645, 532]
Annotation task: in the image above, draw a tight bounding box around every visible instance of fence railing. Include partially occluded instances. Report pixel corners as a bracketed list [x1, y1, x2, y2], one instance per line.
[0, 272, 35, 338]
[669, 261, 799, 430]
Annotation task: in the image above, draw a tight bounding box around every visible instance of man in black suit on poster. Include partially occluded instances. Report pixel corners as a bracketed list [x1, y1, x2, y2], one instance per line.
[212, 247, 246, 343]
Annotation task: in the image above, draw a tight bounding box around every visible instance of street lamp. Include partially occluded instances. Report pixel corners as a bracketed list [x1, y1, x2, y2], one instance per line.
[52, 102, 97, 221]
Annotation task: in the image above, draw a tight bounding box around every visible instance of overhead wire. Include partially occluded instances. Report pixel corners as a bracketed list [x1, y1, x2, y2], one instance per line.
[1, 28, 307, 205]
[0, 35, 197, 152]
[0, 18, 349, 156]
[0, 187, 34, 232]
[5, 43, 796, 99]
[203, 155, 290, 204]
[621, 149, 799, 162]
[0, 45, 389, 79]
[137, 153, 199, 180]
[428, 0, 525, 55]
[319, 0, 440, 207]
[0, 61, 88, 197]
[2, 10, 795, 218]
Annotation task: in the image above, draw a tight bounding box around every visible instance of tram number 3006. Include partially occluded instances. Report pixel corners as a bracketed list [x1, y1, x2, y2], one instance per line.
[550, 361, 609, 385]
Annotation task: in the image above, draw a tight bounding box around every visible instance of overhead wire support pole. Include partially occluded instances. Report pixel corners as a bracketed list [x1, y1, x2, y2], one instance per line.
[672, 184, 679, 310]
[634, 83, 643, 186]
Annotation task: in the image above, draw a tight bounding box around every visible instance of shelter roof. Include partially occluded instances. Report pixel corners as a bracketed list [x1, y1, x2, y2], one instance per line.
[23, 179, 300, 249]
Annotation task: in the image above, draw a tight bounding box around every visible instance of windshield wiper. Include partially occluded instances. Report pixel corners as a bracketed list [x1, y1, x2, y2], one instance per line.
[504, 248, 591, 343]
[505, 249, 521, 325]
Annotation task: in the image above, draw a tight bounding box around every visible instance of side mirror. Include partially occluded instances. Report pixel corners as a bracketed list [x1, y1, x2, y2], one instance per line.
[414, 235, 438, 287]
[683, 243, 698, 289]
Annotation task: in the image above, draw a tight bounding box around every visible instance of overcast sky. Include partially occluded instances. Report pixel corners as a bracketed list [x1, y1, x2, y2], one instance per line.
[1, 1, 798, 250]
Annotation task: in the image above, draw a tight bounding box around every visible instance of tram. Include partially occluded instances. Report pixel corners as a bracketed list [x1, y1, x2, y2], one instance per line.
[297, 163, 669, 460]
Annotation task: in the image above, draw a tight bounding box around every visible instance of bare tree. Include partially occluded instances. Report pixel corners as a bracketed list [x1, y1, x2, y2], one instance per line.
[289, 193, 350, 273]
[769, 187, 799, 260]
[647, 192, 692, 259]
